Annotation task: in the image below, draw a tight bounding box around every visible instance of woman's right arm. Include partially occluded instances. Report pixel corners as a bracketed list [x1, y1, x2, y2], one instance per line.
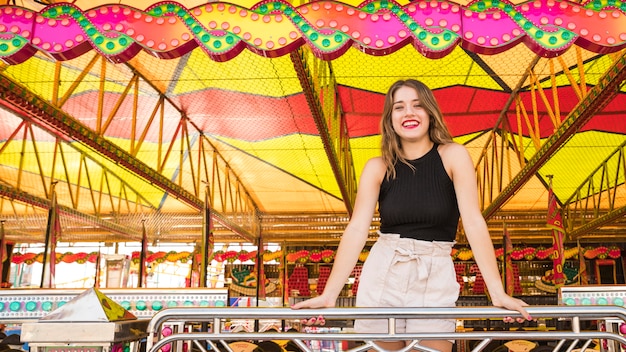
[291, 157, 385, 309]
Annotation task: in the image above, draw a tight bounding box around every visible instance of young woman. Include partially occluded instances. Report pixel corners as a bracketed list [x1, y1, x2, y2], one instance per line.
[292, 79, 531, 352]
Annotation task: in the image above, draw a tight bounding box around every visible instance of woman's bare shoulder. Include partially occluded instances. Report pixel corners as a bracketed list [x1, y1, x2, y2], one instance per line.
[438, 142, 470, 158]
[437, 143, 473, 177]
[361, 157, 387, 181]
[365, 156, 385, 167]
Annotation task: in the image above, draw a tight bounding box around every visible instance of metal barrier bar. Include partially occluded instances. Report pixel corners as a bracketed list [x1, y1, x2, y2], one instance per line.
[145, 306, 626, 352]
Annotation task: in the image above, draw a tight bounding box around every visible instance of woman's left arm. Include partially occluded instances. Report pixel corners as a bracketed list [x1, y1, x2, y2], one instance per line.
[441, 143, 531, 321]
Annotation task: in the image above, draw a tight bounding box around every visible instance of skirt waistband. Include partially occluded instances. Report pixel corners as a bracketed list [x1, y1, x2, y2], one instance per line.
[377, 231, 454, 257]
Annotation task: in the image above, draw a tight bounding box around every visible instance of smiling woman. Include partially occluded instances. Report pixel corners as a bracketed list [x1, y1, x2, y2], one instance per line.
[291, 79, 531, 352]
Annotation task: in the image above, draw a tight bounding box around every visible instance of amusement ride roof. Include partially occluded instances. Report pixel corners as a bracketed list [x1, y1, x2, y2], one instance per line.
[0, 0, 625, 246]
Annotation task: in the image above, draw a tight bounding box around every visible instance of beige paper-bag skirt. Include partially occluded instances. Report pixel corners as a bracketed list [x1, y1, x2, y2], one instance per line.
[354, 232, 459, 334]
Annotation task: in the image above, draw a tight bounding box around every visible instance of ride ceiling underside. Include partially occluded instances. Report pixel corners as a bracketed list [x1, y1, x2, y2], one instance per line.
[0, 0, 625, 247]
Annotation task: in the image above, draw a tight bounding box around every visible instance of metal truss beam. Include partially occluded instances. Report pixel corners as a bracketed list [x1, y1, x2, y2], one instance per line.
[0, 73, 256, 243]
[566, 141, 626, 238]
[290, 48, 357, 215]
[0, 183, 137, 239]
[474, 56, 541, 213]
[482, 50, 626, 221]
[568, 206, 626, 239]
[0, 118, 157, 212]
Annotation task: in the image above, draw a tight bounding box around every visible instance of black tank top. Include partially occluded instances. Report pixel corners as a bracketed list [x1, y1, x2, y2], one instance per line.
[378, 144, 460, 242]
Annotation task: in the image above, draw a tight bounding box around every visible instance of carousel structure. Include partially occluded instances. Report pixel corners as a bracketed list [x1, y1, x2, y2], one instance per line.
[0, 0, 625, 350]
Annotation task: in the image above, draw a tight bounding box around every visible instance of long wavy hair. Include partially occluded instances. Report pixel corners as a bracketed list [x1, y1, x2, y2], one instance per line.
[380, 79, 454, 179]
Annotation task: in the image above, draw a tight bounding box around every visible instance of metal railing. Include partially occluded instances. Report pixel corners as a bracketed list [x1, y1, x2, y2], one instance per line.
[145, 306, 626, 352]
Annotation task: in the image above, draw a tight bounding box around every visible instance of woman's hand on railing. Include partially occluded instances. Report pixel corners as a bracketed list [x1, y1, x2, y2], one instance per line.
[301, 315, 326, 326]
[291, 294, 336, 309]
[490, 293, 532, 323]
[291, 294, 335, 326]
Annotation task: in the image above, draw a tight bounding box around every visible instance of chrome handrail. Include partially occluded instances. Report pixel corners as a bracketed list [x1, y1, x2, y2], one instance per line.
[145, 306, 626, 352]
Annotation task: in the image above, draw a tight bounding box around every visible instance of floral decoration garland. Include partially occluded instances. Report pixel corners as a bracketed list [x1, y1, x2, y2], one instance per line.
[477, 245, 621, 261]
[9, 245, 621, 265]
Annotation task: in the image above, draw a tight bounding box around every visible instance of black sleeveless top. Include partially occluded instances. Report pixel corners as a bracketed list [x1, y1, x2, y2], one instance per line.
[378, 144, 460, 242]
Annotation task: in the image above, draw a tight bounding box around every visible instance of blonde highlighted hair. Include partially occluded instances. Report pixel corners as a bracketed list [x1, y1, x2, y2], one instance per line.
[380, 79, 454, 179]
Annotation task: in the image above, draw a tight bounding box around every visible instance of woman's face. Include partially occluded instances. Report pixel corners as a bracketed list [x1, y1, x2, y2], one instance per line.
[391, 85, 430, 142]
